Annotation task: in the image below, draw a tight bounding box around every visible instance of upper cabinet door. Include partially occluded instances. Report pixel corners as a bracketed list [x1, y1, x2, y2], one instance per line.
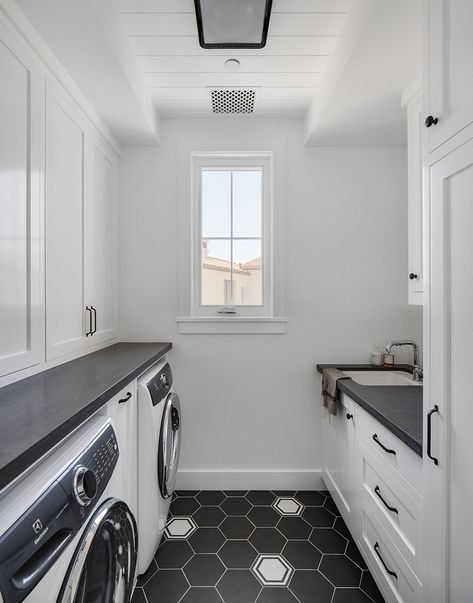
[84, 135, 118, 344]
[0, 22, 42, 377]
[45, 80, 88, 360]
[426, 0, 473, 151]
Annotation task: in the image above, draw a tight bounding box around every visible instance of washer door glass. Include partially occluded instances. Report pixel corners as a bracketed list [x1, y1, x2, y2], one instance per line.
[58, 499, 137, 603]
[158, 393, 181, 499]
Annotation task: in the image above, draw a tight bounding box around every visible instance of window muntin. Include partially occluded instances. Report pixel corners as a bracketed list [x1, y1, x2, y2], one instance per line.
[192, 154, 272, 317]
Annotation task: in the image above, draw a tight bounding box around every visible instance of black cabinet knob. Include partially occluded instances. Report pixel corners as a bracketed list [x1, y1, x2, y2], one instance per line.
[409, 273, 418, 280]
[346, 413, 353, 420]
[425, 115, 438, 128]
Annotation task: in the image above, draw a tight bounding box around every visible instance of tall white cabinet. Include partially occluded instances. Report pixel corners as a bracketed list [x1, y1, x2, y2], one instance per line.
[0, 8, 119, 383]
[422, 0, 473, 601]
[0, 20, 42, 377]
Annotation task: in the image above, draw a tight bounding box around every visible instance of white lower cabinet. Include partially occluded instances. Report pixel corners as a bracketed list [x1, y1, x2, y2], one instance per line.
[322, 398, 423, 603]
[322, 394, 356, 527]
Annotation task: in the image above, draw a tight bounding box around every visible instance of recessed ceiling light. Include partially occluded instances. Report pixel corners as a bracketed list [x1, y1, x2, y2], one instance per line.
[224, 59, 240, 72]
[194, 0, 273, 49]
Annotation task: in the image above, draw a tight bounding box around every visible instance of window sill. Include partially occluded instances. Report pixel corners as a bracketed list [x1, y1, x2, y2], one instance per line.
[176, 316, 288, 334]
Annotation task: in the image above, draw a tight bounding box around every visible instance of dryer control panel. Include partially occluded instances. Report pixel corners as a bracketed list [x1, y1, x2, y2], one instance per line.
[147, 362, 173, 406]
[0, 422, 119, 603]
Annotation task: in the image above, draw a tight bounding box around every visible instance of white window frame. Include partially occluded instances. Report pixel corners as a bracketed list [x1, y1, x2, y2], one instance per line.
[191, 153, 272, 318]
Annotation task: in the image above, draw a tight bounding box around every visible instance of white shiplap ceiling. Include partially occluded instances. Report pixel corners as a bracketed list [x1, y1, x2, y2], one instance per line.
[116, 0, 355, 117]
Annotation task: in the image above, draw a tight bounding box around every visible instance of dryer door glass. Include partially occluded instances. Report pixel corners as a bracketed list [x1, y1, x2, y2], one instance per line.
[158, 393, 182, 499]
[58, 499, 137, 603]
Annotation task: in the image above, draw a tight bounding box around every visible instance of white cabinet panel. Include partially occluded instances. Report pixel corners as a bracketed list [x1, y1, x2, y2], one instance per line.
[45, 81, 87, 360]
[424, 135, 473, 602]
[0, 22, 42, 376]
[426, 0, 473, 151]
[84, 137, 117, 344]
[322, 394, 356, 524]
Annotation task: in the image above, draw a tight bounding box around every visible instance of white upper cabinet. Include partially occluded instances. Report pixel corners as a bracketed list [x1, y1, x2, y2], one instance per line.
[45, 80, 118, 361]
[402, 78, 423, 305]
[426, 0, 473, 151]
[45, 80, 88, 360]
[84, 137, 118, 345]
[0, 21, 42, 376]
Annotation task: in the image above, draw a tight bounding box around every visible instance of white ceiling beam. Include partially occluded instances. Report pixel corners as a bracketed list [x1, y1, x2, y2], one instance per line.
[304, 0, 379, 145]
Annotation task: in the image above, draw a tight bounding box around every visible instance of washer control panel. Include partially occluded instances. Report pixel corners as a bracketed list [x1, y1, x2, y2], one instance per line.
[148, 362, 173, 406]
[59, 424, 119, 522]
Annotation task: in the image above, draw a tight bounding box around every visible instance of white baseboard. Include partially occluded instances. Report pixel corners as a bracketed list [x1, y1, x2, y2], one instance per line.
[176, 469, 323, 491]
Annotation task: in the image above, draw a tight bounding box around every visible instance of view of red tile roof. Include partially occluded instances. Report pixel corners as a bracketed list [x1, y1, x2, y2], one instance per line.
[203, 256, 250, 275]
[202, 256, 262, 274]
[241, 257, 262, 270]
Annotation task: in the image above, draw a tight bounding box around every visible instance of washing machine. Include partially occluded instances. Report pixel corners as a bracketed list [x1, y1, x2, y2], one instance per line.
[137, 360, 181, 574]
[0, 415, 138, 603]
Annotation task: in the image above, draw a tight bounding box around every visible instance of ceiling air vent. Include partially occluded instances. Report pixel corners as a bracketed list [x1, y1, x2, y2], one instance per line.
[211, 89, 256, 114]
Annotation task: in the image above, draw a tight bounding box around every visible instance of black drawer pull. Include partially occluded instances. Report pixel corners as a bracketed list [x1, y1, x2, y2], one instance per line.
[346, 413, 353, 420]
[374, 542, 397, 579]
[118, 392, 132, 404]
[427, 405, 439, 466]
[372, 434, 396, 455]
[374, 485, 398, 514]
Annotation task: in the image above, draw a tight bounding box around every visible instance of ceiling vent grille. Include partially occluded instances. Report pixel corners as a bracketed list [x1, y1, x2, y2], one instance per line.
[211, 89, 256, 114]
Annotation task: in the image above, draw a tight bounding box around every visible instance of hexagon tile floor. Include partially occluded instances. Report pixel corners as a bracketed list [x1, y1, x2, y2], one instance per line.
[132, 490, 385, 603]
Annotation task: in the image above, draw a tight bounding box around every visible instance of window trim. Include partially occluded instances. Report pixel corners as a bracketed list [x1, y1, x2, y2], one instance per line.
[191, 152, 273, 318]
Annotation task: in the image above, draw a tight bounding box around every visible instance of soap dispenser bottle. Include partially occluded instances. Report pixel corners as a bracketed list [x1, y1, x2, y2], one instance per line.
[370, 345, 382, 366]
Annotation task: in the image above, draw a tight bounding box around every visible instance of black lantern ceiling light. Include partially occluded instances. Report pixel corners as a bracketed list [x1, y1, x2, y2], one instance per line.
[194, 0, 273, 49]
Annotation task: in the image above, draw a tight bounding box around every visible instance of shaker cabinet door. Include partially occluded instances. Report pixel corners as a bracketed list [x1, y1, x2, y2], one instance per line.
[426, 0, 473, 151]
[45, 80, 88, 360]
[0, 22, 42, 377]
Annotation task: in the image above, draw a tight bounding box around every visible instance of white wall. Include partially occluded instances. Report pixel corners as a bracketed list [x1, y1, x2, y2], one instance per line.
[119, 118, 409, 489]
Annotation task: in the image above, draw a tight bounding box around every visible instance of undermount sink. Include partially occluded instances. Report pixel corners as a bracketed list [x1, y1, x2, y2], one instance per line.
[344, 370, 422, 386]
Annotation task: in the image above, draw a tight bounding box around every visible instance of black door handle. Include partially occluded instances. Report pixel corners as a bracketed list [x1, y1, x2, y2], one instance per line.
[118, 392, 132, 404]
[85, 306, 92, 337]
[374, 542, 397, 579]
[425, 115, 439, 128]
[91, 306, 97, 335]
[374, 485, 398, 514]
[372, 434, 396, 456]
[427, 405, 439, 465]
[409, 272, 418, 280]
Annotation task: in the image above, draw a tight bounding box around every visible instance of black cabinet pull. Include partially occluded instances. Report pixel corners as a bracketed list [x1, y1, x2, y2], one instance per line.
[427, 405, 439, 466]
[346, 413, 353, 420]
[372, 434, 396, 455]
[409, 272, 418, 280]
[374, 542, 397, 579]
[118, 392, 132, 404]
[374, 485, 398, 514]
[425, 115, 438, 128]
[85, 306, 92, 337]
[91, 306, 97, 335]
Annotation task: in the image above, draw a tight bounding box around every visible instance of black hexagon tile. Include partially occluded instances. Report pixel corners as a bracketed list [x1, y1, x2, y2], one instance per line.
[136, 491, 385, 603]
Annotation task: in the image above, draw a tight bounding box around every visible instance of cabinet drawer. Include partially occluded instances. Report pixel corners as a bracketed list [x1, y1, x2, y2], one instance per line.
[359, 506, 422, 603]
[357, 407, 422, 492]
[358, 440, 422, 575]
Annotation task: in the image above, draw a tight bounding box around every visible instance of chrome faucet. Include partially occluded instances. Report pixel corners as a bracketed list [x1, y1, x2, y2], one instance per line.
[385, 340, 423, 382]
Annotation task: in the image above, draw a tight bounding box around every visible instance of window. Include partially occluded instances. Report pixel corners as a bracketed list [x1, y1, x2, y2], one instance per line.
[192, 153, 272, 317]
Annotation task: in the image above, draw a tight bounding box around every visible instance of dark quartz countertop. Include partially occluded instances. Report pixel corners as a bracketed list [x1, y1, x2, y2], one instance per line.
[0, 342, 172, 491]
[317, 364, 423, 457]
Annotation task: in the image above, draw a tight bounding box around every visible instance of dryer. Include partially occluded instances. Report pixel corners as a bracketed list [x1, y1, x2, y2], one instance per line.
[0, 415, 138, 603]
[137, 360, 181, 574]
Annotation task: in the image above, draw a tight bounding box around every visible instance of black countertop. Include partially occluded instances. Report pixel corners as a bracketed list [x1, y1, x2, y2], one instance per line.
[317, 364, 423, 457]
[0, 342, 172, 492]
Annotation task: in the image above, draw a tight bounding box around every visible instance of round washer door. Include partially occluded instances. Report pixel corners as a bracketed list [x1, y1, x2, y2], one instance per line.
[57, 498, 137, 603]
[158, 392, 181, 499]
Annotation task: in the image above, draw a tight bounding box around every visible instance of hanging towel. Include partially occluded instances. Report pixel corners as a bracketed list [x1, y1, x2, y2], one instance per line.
[321, 368, 349, 416]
